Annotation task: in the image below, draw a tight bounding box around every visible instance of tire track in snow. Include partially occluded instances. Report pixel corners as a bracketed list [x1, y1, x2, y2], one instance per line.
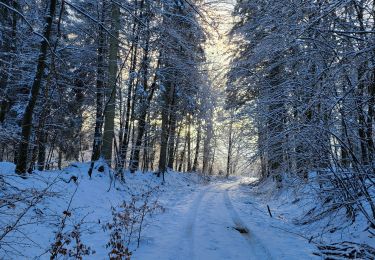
[184, 182, 229, 260]
[182, 185, 211, 259]
[223, 183, 273, 260]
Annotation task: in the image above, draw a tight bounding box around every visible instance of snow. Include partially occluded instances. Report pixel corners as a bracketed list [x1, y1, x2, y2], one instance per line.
[2, 161, 366, 259]
[240, 175, 375, 258]
[0, 162, 163, 259]
[133, 177, 319, 260]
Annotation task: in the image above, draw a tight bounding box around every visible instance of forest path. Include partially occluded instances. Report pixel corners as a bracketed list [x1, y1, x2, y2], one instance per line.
[188, 181, 273, 259]
[133, 178, 318, 260]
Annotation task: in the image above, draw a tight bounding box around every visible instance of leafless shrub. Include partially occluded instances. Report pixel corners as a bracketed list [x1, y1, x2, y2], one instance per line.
[315, 241, 375, 259]
[0, 174, 59, 258]
[50, 213, 94, 259]
[103, 188, 162, 259]
[49, 187, 94, 259]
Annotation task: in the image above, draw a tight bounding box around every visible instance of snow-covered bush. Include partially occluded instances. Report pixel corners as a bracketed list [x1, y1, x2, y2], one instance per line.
[0, 163, 59, 257]
[104, 188, 162, 259]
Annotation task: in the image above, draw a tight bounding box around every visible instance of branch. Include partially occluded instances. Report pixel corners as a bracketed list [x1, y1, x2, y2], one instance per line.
[0, 1, 50, 45]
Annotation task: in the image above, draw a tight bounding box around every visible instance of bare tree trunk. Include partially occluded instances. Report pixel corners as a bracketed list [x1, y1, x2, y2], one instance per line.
[158, 107, 169, 176]
[15, 0, 57, 175]
[128, 53, 159, 173]
[0, 0, 17, 123]
[117, 0, 145, 171]
[116, 65, 133, 170]
[158, 82, 174, 178]
[187, 116, 192, 172]
[173, 123, 182, 170]
[167, 94, 177, 169]
[37, 130, 47, 171]
[178, 131, 187, 172]
[117, 45, 138, 170]
[36, 99, 49, 172]
[91, 0, 106, 163]
[36, 75, 51, 171]
[29, 136, 38, 172]
[209, 138, 216, 175]
[149, 121, 157, 171]
[202, 115, 213, 175]
[102, 2, 120, 166]
[226, 117, 233, 178]
[192, 124, 201, 172]
[142, 112, 151, 172]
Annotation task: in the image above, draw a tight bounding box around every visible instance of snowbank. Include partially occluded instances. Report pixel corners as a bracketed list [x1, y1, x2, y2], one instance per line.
[237, 175, 375, 258]
[0, 162, 203, 259]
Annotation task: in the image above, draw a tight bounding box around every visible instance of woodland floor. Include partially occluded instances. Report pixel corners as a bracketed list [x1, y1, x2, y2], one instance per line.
[134, 177, 318, 260]
[1, 162, 356, 259]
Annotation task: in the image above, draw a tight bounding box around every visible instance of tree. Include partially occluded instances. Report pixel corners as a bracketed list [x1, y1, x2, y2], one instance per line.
[101, 1, 120, 166]
[156, 0, 206, 176]
[228, 0, 375, 224]
[15, 0, 57, 174]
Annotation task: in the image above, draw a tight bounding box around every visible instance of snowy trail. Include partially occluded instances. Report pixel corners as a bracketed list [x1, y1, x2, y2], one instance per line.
[222, 184, 273, 259]
[191, 183, 272, 259]
[134, 179, 317, 260]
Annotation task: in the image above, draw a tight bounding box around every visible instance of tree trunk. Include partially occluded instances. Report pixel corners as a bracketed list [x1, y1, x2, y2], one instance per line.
[158, 82, 174, 176]
[148, 121, 157, 171]
[167, 93, 177, 169]
[172, 123, 182, 170]
[117, 45, 138, 170]
[142, 112, 151, 172]
[37, 129, 47, 171]
[226, 117, 233, 178]
[128, 56, 159, 173]
[15, 0, 57, 175]
[91, 0, 106, 162]
[178, 131, 187, 172]
[192, 124, 201, 172]
[187, 116, 192, 172]
[36, 81, 51, 172]
[209, 139, 216, 175]
[128, 10, 156, 173]
[0, 0, 17, 123]
[102, 2, 120, 166]
[202, 114, 213, 175]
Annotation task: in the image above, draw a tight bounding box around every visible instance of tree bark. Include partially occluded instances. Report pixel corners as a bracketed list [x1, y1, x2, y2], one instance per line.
[128, 55, 159, 173]
[202, 113, 213, 175]
[36, 80, 51, 172]
[226, 117, 233, 178]
[172, 123, 182, 170]
[187, 116, 192, 172]
[91, 0, 106, 163]
[0, 0, 17, 123]
[158, 82, 174, 176]
[167, 93, 177, 169]
[102, 2, 120, 166]
[192, 124, 201, 172]
[15, 0, 57, 175]
[178, 131, 187, 172]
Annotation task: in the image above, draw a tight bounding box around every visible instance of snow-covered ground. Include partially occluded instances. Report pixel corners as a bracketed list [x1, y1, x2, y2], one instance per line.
[133, 177, 318, 260]
[234, 176, 375, 259]
[0, 162, 166, 259]
[3, 162, 370, 259]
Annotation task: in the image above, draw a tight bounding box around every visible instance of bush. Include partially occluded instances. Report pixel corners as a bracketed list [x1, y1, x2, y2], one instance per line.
[104, 188, 162, 259]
